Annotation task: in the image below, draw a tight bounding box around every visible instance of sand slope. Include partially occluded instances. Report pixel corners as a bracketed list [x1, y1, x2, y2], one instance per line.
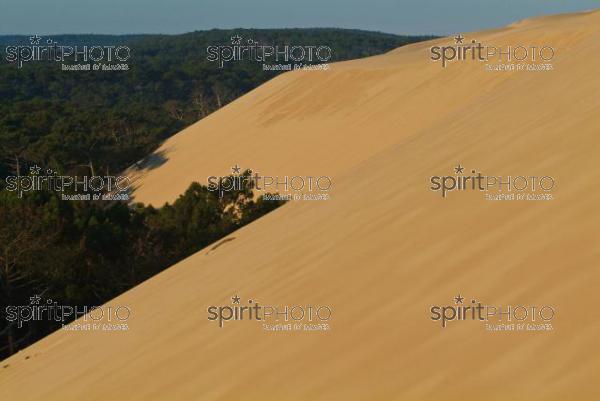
[2, 9, 600, 401]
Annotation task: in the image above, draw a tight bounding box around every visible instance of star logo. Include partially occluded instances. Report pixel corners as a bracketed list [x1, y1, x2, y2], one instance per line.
[231, 164, 241, 174]
[454, 34, 465, 44]
[454, 294, 465, 304]
[30, 295, 41, 305]
[454, 164, 464, 174]
[30, 165, 42, 175]
[231, 35, 242, 45]
[29, 35, 41, 45]
[231, 295, 241, 304]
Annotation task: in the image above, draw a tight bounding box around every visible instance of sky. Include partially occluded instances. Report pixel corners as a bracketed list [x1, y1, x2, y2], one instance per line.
[0, 0, 597, 36]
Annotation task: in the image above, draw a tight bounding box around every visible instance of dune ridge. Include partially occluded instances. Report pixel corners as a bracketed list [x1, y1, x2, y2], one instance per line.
[1, 9, 600, 401]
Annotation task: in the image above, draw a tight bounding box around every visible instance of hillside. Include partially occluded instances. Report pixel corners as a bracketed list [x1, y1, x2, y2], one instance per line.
[2, 9, 600, 401]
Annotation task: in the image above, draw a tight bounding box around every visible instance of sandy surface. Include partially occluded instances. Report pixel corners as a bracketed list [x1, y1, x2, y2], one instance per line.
[1, 9, 600, 401]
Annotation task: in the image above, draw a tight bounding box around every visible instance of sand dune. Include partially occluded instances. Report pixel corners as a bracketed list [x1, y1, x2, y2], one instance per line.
[2, 9, 600, 401]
